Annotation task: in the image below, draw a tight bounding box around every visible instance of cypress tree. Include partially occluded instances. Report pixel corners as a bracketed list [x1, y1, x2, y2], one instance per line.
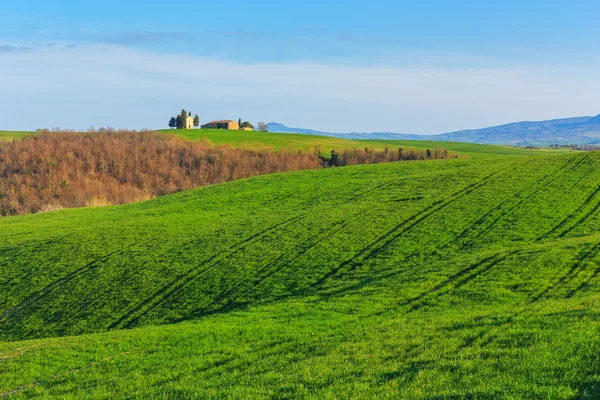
[181, 110, 187, 129]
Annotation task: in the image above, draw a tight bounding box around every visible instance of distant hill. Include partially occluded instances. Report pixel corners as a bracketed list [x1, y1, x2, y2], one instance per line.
[265, 122, 332, 136]
[583, 114, 600, 125]
[269, 115, 600, 146]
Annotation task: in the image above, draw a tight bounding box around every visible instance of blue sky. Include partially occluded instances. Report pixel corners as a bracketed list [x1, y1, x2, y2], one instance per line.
[1, 1, 600, 132]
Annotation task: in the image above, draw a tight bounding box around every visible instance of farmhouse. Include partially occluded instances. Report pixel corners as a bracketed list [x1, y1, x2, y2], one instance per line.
[201, 120, 239, 130]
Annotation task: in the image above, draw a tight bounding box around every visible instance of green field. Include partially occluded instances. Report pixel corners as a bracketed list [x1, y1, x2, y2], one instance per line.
[0, 131, 32, 141]
[2, 149, 600, 398]
[163, 128, 551, 157]
[2, 128, 562, 157]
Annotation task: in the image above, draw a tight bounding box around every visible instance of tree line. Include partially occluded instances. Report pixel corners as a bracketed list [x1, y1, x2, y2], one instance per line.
[0, 131, 457, 216]
[169, 109, 200, 129]
[168, 110, 268, 131]
[325, 146, 456, 166]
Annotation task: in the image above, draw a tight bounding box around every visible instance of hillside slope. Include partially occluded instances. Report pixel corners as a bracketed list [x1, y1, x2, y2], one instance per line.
[0, 131, 32, 141]
[2, 153, 600, 397]
[165, 128, 547, 157]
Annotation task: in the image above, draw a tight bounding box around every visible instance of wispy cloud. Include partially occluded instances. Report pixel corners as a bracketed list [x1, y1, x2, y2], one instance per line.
[0, 44, 599, 133]
[98, 31, 189, 45]
[0, 45, 32, 53]
[32, 42, 56, 47]
[200, 31, 263, 39]
[97, 29, 263, 47]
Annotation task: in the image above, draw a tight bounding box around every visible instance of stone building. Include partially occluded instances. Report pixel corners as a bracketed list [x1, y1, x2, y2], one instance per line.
[201, 120, 240, 130]
[185, 116, 194, 130]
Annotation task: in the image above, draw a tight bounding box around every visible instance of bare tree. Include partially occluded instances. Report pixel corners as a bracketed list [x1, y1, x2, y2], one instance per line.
[257, 122, 268, 132]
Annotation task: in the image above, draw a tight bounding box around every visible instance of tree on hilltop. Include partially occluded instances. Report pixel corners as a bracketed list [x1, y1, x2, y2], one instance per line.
[168, 117, 176, 129]
[176, 115, 183, 129]
[193, 115, 200, 128]
[238, 118, 242, 128]
[240, 121, 254, 130]
[257, 122, 268, 132]
[180, 110, 189, 129]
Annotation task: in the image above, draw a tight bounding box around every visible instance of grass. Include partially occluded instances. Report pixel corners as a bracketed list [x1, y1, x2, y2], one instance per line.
[1, 127, 569, 157]
[162, 128, 553, 157]
[0, 131, 32, 141]
[1, 152, 600, 397]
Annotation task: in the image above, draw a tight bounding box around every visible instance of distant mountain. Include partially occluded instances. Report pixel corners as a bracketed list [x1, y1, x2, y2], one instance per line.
[268, 115, 600, 146]
[583, 114, 600, 125]
[266, 123, 331, 136]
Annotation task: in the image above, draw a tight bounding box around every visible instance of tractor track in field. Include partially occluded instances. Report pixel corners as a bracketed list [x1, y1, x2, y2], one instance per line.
[35, 235, 211, 329]
[109, 212, 309, 329]
[0, 245, 137, 326]
[5, 152, 599, 345]
[0, 238, 64, 289]
[530, 242, 600, 303]
[315, 156, 581, 303]
[222, 196, 409, 305]
[39, 274, 140, 333]
[450, 154, 591, 249]
[454, 246, 600, 352]
[0, 350, 135, 398]
[538, 157, 600, 240]
[102, 161, 516, 326]
[106, 163, 509, 328]
[309, 163, 519, 287]
[388, 244, 570, 351]
[566, 263, 600, 298]
[0, 234, 167, 338]
[554, 184, 600, 239]
[211, 218, 352, 307]
[261, 189, 301, 206]
[346, 180, 397, 202]
[402, 251, 519, 313]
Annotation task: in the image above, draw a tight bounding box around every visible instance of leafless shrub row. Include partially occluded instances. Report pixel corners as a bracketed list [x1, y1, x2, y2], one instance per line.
[0, 131, 457, 216]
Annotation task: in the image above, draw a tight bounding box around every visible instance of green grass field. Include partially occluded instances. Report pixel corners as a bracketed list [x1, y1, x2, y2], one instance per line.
[0, 131, 32, 141]
[2, 128, 564, 157]
[163, 128, 553, 157]
[2, 150, 600, 398]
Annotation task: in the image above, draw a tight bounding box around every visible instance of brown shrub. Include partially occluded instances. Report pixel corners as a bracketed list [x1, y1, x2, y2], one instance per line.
[0, 131, 321, 216]
[0, 131, 457, 216]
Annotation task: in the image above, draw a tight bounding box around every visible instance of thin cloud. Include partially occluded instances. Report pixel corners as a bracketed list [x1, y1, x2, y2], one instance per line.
[98, 30, 262, 47]
[0, 44, 599, 133]
[200, 31, 263, 39]
[99, 31, 189, 45]
[0, 45, 32, 52]
[32, 42, 56, 47]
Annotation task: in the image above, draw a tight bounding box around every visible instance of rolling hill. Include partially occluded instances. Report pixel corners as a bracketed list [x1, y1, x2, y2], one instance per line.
[0, 131, 32, 141]
[3, 128, 543, 158]
[6, 113, 600, 147]
[165, 128, 548, 158]
[1, 149, 600, 398]
[269, 115, 600, 146]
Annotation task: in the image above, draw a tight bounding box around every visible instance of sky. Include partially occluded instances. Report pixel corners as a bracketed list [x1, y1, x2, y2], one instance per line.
[1, 0, 600, 133]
